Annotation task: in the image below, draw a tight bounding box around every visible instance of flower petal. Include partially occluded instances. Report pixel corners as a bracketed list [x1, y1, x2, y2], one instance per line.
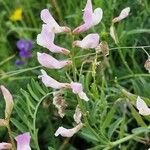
[0, 85, 13, 119]
[73, 0, 102, 34]
[38, 70, 70, 89]
[112, 7, 130, 23]
[136, 96, 150, 116]
[0, 142, 12, 149]
[15, 132, 31, 150]
[70, 82, 89, 101]
[73, 33, 99, 49]
[37, 25, 70, 55]
[54, 123, 83, 137]
[92, 8, 103, 26]
[37, 52, 72, 69]
[41, 9, 70, 33]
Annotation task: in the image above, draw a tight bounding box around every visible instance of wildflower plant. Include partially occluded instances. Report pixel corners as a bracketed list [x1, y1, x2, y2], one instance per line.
[2, 0, 150, 150]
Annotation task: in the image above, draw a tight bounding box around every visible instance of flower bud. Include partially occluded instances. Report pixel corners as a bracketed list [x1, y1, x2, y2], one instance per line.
[0, 85, 14, 120]
[144, 58, 150, 73]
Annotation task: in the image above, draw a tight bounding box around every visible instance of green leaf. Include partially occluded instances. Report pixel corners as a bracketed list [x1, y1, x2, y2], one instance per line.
[11, 118, 27, 133]
[130, 105, 147, 127]
[108, 118, 123, 139]
[101, 104, 117, 131]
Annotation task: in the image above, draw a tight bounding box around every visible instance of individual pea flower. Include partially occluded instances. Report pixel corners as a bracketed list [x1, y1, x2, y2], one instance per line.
[9, 8, 22, 21]
[0, 143, 12, 150]
[144, 58, 150, 73]
[73, 105, 82, 124]
[15, 132, 31, 150]
[37, 24, 70, 55]
[95, 41, 109, 56]
[38, 70, 70, 89]
[54, 122, 83, 137]
[0, 85, 14, 120]
[73, 0, 103, 34]
[40, 9, 71, 33]
[112, 7, 130, 23]
[70, 82, 89, 101]
[136, 96, 150, 116]
[37, 52, 72, 69]
[53, 91, 68, 118]
[73, 33, 100, 49]
[16, 39, 33, 58]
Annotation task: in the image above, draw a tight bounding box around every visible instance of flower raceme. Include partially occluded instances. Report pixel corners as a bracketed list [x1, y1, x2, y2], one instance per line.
[37, 24, 70, 55]
[73, 0, 103, 34]
[136, 96, 150, 116]
[40, 9, 71, 33]
[112, 7, 130, 23]
[39, 70, 89, 101]
[37, 52, 72, 69]
[73, 33, 100, 49]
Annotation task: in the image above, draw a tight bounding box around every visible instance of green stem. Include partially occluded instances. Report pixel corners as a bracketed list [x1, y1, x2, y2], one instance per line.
[0, 66, 41, 80]
[0, 54, 16, 66]
[70, 34, 77, 81]
[7, 124, 16, 150]
[33, 92, 53, 150]
[117, 44, 133, 74]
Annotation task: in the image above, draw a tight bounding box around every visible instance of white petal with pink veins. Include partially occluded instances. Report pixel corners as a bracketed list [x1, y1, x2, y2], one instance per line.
[37, 52, 72, 69]
[55, 123, 83, 137]
[41, 9, 70, 33]
[136, 96, 150, 116]
[15, 132, 31, 150]
[112, 7, 130, 23]
[38, 70, 70, 89]
[73, 33, 100, 49]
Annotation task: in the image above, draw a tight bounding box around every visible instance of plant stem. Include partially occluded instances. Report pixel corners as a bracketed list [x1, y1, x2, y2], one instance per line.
[7, 124, 16, 150]
[70, 34, 77, 81]
[33, 92, 53, 150]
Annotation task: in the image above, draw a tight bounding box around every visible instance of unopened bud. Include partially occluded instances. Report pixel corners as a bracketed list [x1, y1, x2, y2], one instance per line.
[144, 58, 150, 73]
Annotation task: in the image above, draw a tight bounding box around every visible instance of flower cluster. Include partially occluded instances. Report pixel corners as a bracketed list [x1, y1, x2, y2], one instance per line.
[36, 0, 103, 137]
[15, 39, 33, 65]
[0, 85, 31, 149]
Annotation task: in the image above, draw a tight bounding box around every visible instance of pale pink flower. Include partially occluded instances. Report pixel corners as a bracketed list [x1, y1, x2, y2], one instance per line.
[73, 33, 100, 49]
[37, 24, 70, 55]
[70, 82, 89, 101]
[37, 52, 72, 69]
[73, 105, 82, 124]
[54, 123, 83, 137]
[38, 70, 70, 89]
[73, 0, 103, 34]
[136, 96, 150, 116]
[112, 7, 130, 23]
[41, 9, 71, 33]
[15, 132, 31, 150]
[0, 142, 12, 150]
[0, 85, 13, 119]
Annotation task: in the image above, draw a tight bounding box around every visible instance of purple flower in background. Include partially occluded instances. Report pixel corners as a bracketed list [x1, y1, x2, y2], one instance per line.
[17, 39, 33, 58]
[15, 60, 25, 65]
